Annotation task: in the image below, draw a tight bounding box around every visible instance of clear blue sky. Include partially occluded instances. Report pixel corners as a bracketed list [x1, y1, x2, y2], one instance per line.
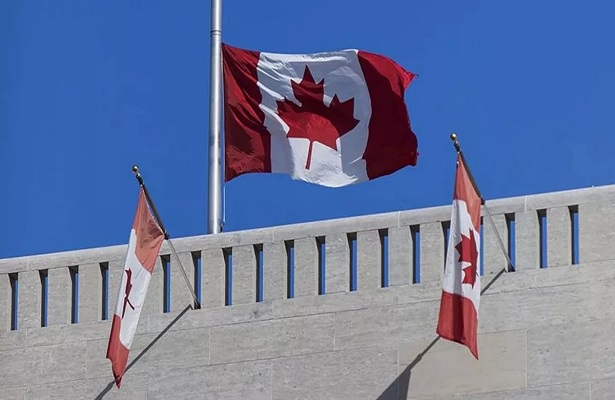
[2, 1, 613, 259]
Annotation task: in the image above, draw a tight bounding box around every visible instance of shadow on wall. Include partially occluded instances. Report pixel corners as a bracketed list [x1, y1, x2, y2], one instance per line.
[377, 268, 507, 400]
[94, 304, 193, 400]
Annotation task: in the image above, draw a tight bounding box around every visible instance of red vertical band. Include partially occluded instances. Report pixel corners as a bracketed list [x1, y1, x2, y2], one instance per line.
[436, 291, 479, 359]
[357, 51, 418, 180]
[106, 315, 130, 387]
[222, 43, 271, 181]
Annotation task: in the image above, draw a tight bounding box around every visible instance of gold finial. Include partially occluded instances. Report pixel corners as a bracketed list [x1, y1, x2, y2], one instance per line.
[132, 165, 139, 174]
[450, 132, 457, 142]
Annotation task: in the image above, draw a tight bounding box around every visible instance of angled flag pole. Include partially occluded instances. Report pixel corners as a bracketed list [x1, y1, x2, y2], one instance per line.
[132, 165, 201, 308]
[450, 133, 514, 273]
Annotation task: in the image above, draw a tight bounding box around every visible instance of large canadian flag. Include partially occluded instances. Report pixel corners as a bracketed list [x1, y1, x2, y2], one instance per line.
[436, 154, 482, 359]
[106, 188, 164, 387]
[222, 43, 419, 187]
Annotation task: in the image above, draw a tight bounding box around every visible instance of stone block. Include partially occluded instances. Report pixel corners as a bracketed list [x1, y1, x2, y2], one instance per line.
[272, 346, 397, 400]
[263, 241, 287, 301]
[273, 288, 398, 320]
[0, 342, 86, 387]
[480, 278, 615, 334]
[0, 274, 10, 331]
[0, 386, 25, 400]
[592, 378, 615, 400]
[293, 237, 319, 297]
[231, 245, 257, 305]
[398, 330, 526, 398]
[170, 252, 196, 311]
[77, 263, 102, 322]
[47, 267, 71, 326]
[202, 248, 225, 308]
[514, 210, 540, 271]
[147, 302, 273, 333]
[0, 330, 25, 352]
[17, 271, 40, 330]
[25, 319, 146, 348]
[209, 314, 335, 364]
[389, 226, 412, 286]
[27, 374, 148, 400]
[394, 280, 442, 305]
[357, 230, 382, 291]
[161, 227, 273, 255]
[527, 318, 615, 387]
[437, 383, 589, 400]
[579, 200, 615, 263]
[86, 327, 209, 378]
[398, 205, 451, 227]
[483, 213, 509, 276]
[524, 261, 613, 289]
[147, 360, 271, 400]
[273, 212, 399, 241]
[140, 256, 163, 316]
[324, 233, 350, 293]
[334, 302, 439, 350]
[419, 222, 445, 282]
[547, 206, 572, 267]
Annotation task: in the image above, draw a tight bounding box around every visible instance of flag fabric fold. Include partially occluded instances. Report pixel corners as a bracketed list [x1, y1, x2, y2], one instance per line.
[106, 188, 164, 387]
[222, 43, 419, 187]
[436, 154, 482, 359]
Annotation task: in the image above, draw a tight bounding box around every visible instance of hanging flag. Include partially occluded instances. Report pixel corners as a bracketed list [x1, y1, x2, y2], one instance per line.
[436, 154, 482, 359]
[106, 188, 164, 387]
[222, 43, 419, 187]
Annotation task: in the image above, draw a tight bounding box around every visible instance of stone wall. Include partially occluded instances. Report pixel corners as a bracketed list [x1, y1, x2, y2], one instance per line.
[0, 184, 614, 399]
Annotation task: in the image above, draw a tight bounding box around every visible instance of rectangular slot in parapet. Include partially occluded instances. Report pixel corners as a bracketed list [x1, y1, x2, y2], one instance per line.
[285, 241, 294, 299]
[506, 213, 516, 271]
[162, 255, 171, 313]
[69, 266, 79, 324]
[224, 248, 233, 305]
[348, 233, 357, 291]
[379, 229, 389, 288]
[9, 273, 18, 330]
[411, 226, 420, 283]
[317, 236, 326, 295]
[570, 205, 580, 265]
[538, 209, 547, 268]
[40, 270, 48, 327]
[480, 218, 484, 276]
[100, 263, 109, 320]
[255, 244, 264, 302]
[442, 221, 451, 267]
[192, 251, 202, 307]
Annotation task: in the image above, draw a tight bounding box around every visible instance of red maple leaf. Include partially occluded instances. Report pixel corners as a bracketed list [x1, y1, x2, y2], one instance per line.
[455, 229, 479, 288]
[276, 66, 359, 169]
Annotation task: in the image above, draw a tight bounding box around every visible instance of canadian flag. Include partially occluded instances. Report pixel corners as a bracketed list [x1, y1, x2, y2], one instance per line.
[222, 43, 419, 187]
[436, 154, 482, 359]
[106, 188, 164, 387]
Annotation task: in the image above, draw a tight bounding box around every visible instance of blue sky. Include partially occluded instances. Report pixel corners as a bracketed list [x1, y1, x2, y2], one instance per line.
[1, 1, 613, 259]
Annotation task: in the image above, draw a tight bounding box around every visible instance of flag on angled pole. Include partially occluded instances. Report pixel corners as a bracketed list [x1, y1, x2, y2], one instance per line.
[436, 152, 482, 359]
[106, 187, 165, 387]
[222, 43, 419, 187]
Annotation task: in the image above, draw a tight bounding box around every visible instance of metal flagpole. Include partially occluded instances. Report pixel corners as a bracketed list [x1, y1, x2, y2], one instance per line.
[132, 166, 201, 309]
[450, 133, 514, 273]
[207, 0, 223, 234]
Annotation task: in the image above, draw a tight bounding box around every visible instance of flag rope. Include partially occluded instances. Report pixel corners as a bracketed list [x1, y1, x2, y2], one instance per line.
[132, 165, 202, 308]
[450, 133, 514, 273]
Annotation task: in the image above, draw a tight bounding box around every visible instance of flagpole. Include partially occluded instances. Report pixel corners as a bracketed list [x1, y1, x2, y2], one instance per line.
[132, 165, 201, 308]
[450, 133, 514, 273]
[207, 0, 223, 234]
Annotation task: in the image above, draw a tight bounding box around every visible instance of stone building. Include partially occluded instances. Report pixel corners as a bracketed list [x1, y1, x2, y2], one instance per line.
[0, 184, 613, 399]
